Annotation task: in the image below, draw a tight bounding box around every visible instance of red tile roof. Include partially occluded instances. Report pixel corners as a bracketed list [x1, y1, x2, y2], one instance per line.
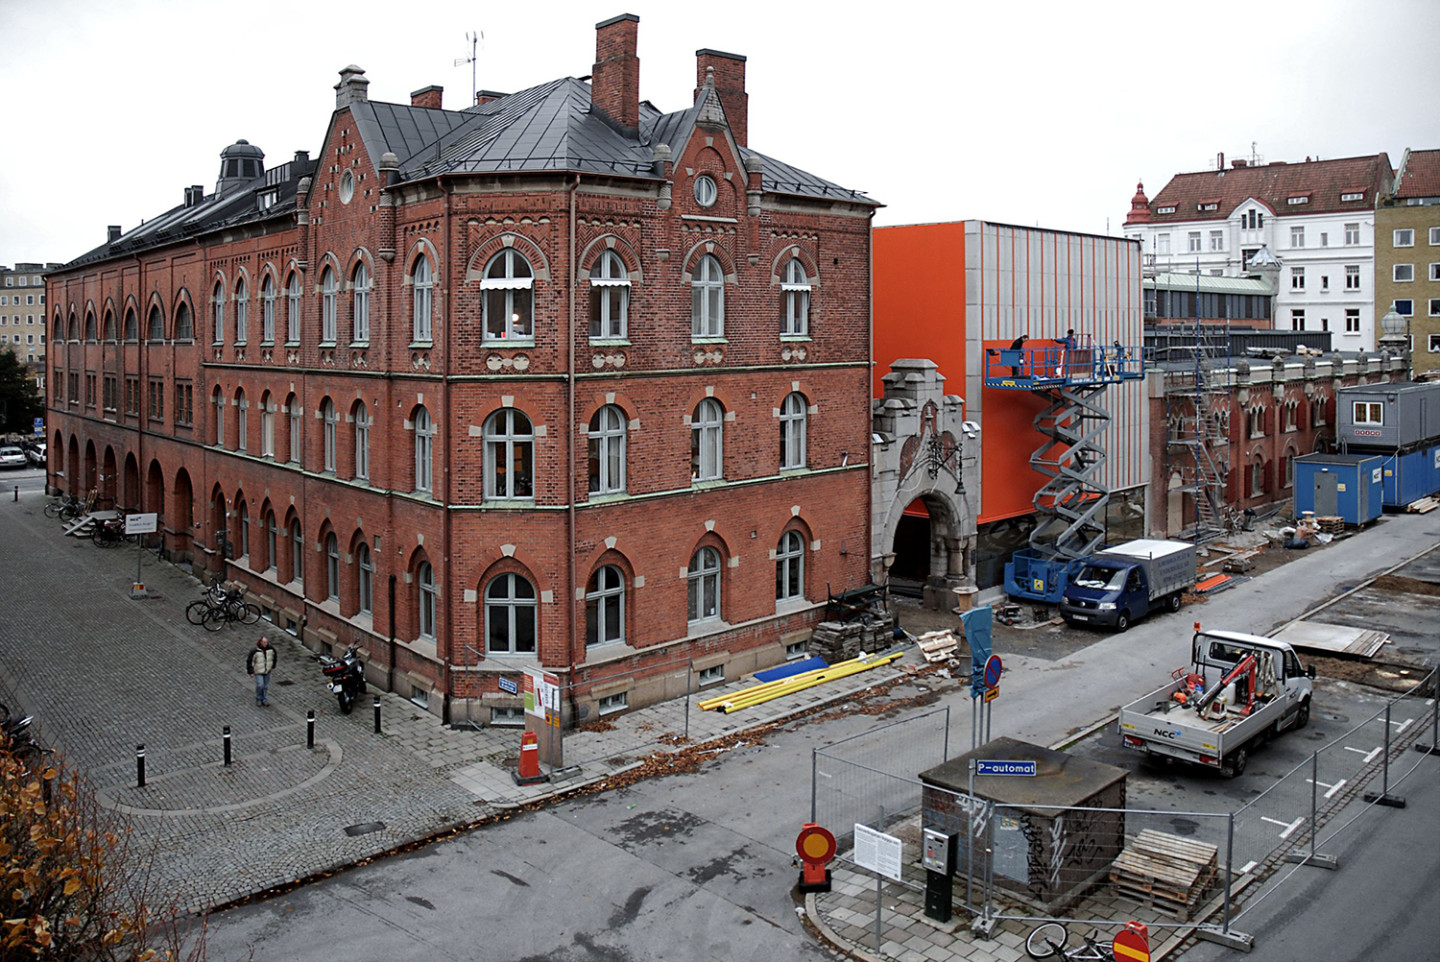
[1142, 154, 1393, 222]
[1394, 149, 1440, 199]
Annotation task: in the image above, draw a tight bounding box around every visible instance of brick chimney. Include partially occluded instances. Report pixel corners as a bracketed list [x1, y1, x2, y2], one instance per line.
[475, 90, 507, 106]
[591, 13, 640, 133]
[335, 65, 370, 110]
[696, 49, 747, 146]
[410, 85, 443, 110]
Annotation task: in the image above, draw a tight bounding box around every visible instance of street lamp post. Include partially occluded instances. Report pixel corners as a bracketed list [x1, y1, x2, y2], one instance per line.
[1379, 303, 1410, 378]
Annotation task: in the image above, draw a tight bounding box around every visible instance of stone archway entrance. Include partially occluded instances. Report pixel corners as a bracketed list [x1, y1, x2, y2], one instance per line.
[871, 359, 979, 610]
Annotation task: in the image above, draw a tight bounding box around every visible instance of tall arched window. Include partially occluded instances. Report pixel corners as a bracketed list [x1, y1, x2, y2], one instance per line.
[782, 258, 810, 335]
[414, 406, 434, 493]
[325, 533, 340, 601]
[687, 546, 721, 625]
[417, 561, 436, 640]
[287, 393, 302, 464]
[212, 387, 225, 446]
[351, 261, 370, 342]
[779, 392, 808, 469]
[290, 519, 304, 585]
[589, 250, 629, 339]
[485, 572, 536, 654]
[235, 389, 248, 453]
[237, 503, 250, 558]
[588, 405, 626, 494]
[776, 530, 805, 601]
[320, 266, 338, 343]
[412, 256, 433, 342]
[212, 281, 224, 344]
[285, 271, 301, 342]
[586, 565, 625, 647]
[481, 249, 533, 341]
[234, 278, 248, 343]
[84, 311, 97, 341]
[354, 402, 370, 481]
[260, 391, 275, 458]
[123, 308, 137, 341]
[147, 305, 164, 341]
[484, 408, 534, 499]
[174, 302, 193, 340]
[691, 254, 724, 337]
[261, 275, 276, 342]
[691, 398, 724, 482]
[265, 511, 278, 573]
[321, 398, 337, 473]
[356, 542, 373, 615]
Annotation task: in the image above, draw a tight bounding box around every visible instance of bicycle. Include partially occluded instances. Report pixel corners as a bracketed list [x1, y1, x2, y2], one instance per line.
[185, 584, 261, 631]
[1024, 922, 1107, 961]
[91, 516, 137, 548]
[44, 494, 87, 521]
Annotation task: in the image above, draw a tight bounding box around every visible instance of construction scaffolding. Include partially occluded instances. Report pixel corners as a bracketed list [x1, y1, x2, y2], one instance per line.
[1160, 322, 1237, 541]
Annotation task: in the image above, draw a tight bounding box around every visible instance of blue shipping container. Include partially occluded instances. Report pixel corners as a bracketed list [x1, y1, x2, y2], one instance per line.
[1379, 442, 1440, 507]
[1293, 454, 1384, 524]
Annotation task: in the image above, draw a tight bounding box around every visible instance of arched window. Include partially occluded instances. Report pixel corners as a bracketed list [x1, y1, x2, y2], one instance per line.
[414, 406, 434, 493]
[776, 530, 805, 601]
[417, 561, 436, 640]
[782, 258, 810, 335]
[236, 389, 248, 453]
[485, 572, 536, 654]
[481, 249, 533, 341]
[148, 305, 164, 341]
[66, 313, 77, 340]
[290, 519, 304, 584]
[589, 250, 629, 339]
[174, 302, 193, 340]
[123, 309, 137, 342]
[84, 311, 97, 341]
[212, 387, 225, 446]
[412, 256, 433, 342]
[212, 281, 224, 344]
[357, 542, 374, 615]
[237, 502, 250, 558]
[687, 546, 721, 624]
[588, 405, 626, 494]
[354, 402, 370, 481]
[103, 310, 116, 341]
[586, 564, 625, 647]
[265, 511, 278, 573]
[234, 278, 248, 343]
[285, 271, 301, 342]
[54, 315, 65, 342]
[325, 532, 340, 601]
[779, 392, 807, 469]
[260, 391, 275, 458]
[691, 398, 724, 482]
[321, 398, 337, 473]
[320, 266, 338, 343]
[352, 261, 370, 342]
[691, 253, 724, 337]
[286, 393, 301, 464]
[261, 275, 276, 342]
[484, 408, 534, 499]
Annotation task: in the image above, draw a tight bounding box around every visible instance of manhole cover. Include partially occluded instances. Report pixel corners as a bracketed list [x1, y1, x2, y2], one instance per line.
[277, 679, 296, 686]
[344, 821, 386, 837]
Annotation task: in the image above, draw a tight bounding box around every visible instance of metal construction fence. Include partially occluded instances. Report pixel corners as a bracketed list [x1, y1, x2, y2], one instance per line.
[812, 671, 1439, 942]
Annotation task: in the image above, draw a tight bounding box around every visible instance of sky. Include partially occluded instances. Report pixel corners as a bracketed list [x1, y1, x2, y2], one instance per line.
[1, 0, 1436, 269]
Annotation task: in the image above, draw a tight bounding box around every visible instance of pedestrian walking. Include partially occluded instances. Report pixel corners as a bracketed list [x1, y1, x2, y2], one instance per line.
[247, 636, 277, 706]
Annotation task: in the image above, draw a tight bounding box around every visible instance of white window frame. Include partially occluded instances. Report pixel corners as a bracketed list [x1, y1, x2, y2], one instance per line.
[414, 406, 434, 493]
[589, 250, 629, 340]
[585, 564, 625, 647]
[1395, 228, 1415, 248]
[1429, 333, 1440, 352]
[234, 278, 248, 344]
[588, 404, 626, 494]
[325, 533, 340, 602]
[691, 398, 724, 482]
[1344, 223, 1360, 245]
[1353, 402, 1383, 427]
[1208, 230, 1224, 252]
[357, 543, 373, 615]
[483, 408, 535, 500]
[1290, 225, 1305, 248]
[286, 272, 302, 342]
[236, 390, 248, 452]
[212, 281, 224, 344]
[417, 562, 436, 640]
[354, 402, 370, 481]
[352, 261, 370, 343]
[261, 274, 276, 343]
[261, 395, 275, 458]
[687, 546, 721, 625]
[1394, 264, 1414, 283]
[1291, 266, 1305, 290]
[321, 266, 338, 343]
[779, 392, 807, 469]
[691, 254, 724, 338]
[290, 520, 305, 585]
[265, 513, 278, 573]
[321, 398, 337, 473]
[481, 249, 534, 342]
[288, 395, 302, 464]
[485, 572, 537, 654]
[1156, 234, 1171, 256]
[1345, 265, 1361, 290]
[1345, 308, 1360, 333]
[412, 257, 433, 343]
[1187, 231, 1201, 253]
[776, 530, 805, 602]
[782, 258, 810, 335]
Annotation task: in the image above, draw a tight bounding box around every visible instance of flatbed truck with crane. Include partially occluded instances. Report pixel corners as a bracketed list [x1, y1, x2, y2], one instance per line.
[1118, 627, 1314, 777]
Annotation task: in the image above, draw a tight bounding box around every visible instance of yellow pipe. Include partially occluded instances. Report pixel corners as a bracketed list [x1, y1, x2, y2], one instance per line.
[702, 650, 902, 714]
[696, 662, 837, 711]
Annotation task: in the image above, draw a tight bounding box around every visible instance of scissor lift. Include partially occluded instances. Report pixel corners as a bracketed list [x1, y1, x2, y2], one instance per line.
[983, 337, 1145, 603]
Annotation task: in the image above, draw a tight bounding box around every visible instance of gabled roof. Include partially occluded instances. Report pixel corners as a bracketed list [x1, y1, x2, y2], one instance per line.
[1143, 154, 1392, 223]
[350, 76, 873, 204]
[1393, 148, 1440, 200]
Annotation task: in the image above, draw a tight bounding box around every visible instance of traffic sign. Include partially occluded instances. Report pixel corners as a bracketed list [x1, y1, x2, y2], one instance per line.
[1112, 926, 1150, 962]
[795, 824, 837, 865]
[975, 759, 1036, 776]
[983, 654, 1003, 688]
[984, 686, 999, 703]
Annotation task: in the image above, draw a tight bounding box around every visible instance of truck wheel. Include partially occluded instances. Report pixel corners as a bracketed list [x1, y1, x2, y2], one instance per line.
[1167, 593, 1182, 613]
[1115, 612, 1130, 632]
[1224, 747, 1248, 777]
[1295, 700, 1310, 729]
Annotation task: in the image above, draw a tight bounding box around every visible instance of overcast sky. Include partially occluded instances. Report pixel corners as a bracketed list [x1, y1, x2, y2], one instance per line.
[1, 0, 1435, 269]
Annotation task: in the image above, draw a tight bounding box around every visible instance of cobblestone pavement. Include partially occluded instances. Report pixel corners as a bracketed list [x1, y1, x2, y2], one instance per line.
[0, 492, 920, 913]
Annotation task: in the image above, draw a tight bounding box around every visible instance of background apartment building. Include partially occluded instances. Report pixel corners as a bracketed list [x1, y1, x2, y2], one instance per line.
[1375, 148, 1440, 376]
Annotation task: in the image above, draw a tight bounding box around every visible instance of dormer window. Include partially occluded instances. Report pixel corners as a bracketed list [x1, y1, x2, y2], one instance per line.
[1287, 195, 1310, 205]
[1198, 202, 1218, 212]
[1340, 191, 1364, 202]
[1156, 206, 1176, 215]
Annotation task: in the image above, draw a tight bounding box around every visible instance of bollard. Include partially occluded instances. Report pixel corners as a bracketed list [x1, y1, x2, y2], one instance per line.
[12, 485, 17, 502]
[223, 726, 232, 766]
[136, 744, 146, 788]
[306, 710, 316, 749]
[373, 696, 382, 734]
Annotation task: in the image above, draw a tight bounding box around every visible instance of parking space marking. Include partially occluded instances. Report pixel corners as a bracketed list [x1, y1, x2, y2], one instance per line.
[1344, 745, 1382, 763]
[1239, 860, 1258, 875]
[1260, 815, 1306, 839]
[1391, 718, 1413, 734]
[1307, 777, 1347, 799]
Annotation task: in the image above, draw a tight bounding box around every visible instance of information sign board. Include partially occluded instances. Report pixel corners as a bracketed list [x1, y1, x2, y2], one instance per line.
[975, 759, 1037, 777]
[124, 513, 158, 535]
[853, 823, 903, 881]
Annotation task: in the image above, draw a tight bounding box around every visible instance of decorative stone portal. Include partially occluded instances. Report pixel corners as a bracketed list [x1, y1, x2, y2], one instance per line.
[871, 359, 979, 610]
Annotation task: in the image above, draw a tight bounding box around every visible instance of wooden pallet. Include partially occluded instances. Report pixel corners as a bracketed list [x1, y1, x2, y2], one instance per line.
[915, 629, 959, 664]
[1110, 829, 1218, 920]
[1312, 515, 1346, 535]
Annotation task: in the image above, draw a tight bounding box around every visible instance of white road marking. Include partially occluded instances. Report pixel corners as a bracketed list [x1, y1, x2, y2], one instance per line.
[1344, 745, 1382, 763]
[1261, 815, 1306, 839]
[1392, 718, 1413, 734]
[1307, 777, 1347, 799]
[1239, 860, 1258, 874]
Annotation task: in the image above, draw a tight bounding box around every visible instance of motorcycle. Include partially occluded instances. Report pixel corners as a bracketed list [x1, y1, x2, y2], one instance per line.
[1, 702, 48, 770]
[318, 645, 367, 713]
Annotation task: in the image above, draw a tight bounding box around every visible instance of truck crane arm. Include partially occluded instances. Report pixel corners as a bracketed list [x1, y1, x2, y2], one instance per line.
[1191, 654, 1257, 716]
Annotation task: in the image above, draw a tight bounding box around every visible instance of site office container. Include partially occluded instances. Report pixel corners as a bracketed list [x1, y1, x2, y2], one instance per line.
[1292, 453, 1384, 524]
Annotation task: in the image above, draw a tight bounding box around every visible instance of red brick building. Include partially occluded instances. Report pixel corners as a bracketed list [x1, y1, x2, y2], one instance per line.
[46, 15, 877, 725]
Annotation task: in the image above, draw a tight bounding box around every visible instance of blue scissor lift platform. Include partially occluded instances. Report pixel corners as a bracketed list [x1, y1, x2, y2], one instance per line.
[983, 338, 1145, 603]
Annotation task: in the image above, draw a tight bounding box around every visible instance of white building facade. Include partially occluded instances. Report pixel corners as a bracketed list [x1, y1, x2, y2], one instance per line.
[1124, 154, 1393, 347]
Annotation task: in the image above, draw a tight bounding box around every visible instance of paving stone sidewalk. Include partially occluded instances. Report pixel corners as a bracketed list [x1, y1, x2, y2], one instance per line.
[0, 493, 921, 912]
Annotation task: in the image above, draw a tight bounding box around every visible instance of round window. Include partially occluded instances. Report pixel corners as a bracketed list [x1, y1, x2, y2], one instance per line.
[693, 174, 717, 208]
[339, 170, 355, 205]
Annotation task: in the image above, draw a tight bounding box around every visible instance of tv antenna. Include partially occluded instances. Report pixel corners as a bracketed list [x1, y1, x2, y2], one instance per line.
[454, 30, 482, 105]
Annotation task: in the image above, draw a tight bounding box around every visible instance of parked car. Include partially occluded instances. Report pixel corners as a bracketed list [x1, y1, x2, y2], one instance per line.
[25, 443, 45, 466]
[0, 446, 27, 469]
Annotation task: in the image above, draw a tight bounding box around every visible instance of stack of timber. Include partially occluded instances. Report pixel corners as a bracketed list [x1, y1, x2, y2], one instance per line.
[809, 617, 893, 663]
[1313, 515, 1346, 535]
[1407, 496, 1438, 514]
[915, 629, 960, 664]
[1109, 829, 1218, 919]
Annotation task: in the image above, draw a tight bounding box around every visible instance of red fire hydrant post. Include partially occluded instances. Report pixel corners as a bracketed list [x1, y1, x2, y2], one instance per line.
[513, 730, 549, 786]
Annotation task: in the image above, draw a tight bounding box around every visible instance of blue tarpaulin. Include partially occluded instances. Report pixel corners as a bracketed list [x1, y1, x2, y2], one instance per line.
[754, 656, 828, 682]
